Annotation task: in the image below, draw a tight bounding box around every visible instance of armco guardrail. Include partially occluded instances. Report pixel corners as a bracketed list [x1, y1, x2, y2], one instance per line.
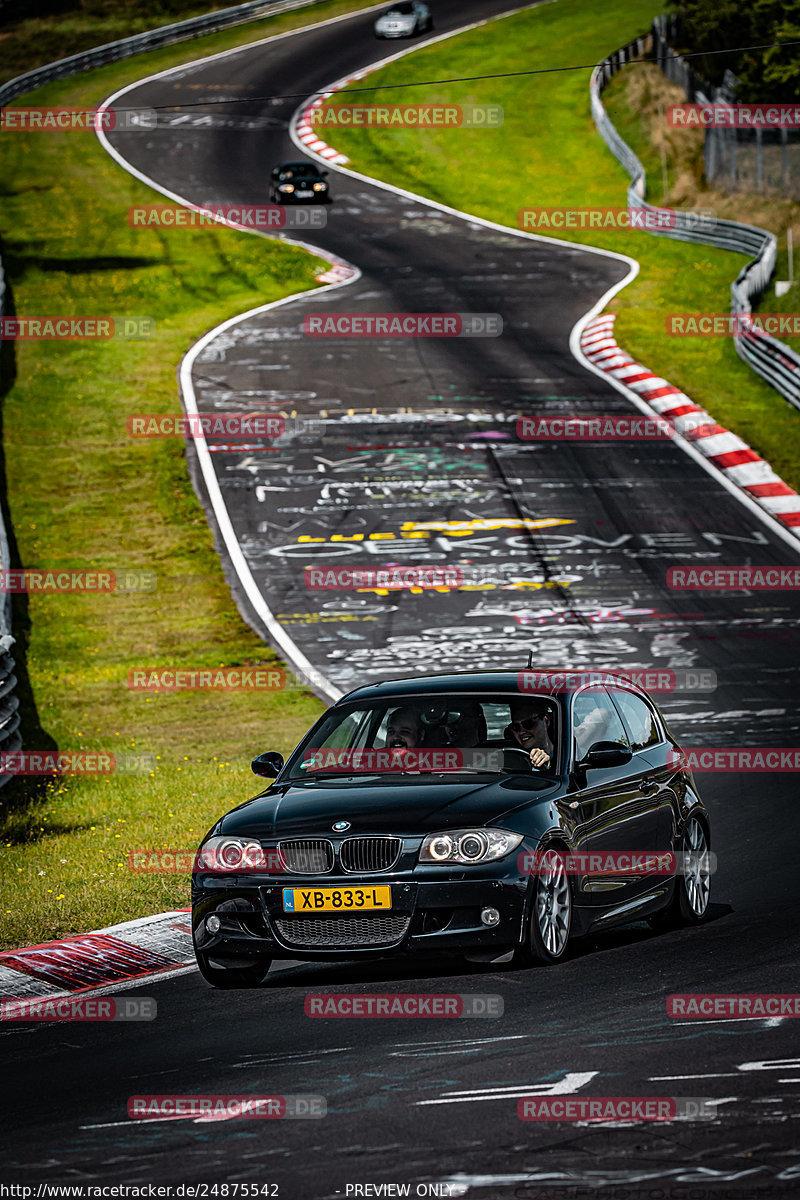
[0, 0, 338, 784]
[0, 259, 21, 783]
[590, 28, 800, 412]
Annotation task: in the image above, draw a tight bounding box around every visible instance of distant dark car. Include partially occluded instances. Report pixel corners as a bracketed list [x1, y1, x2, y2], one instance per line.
[192, 670, 711, 987]
[374, 0, 432, 37]
[269, 161, 330, 203]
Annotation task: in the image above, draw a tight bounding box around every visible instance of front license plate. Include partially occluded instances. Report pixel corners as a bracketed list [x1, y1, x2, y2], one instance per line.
[296, 190, 313, 198]
[282, 886, 391, 913]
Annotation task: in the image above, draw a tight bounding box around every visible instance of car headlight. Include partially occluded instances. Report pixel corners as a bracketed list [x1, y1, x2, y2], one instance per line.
[419, 829, 523, 865]
[278, 183, 295, 193]
[195, 836, 274, 874]
[312, 182, 327, 191]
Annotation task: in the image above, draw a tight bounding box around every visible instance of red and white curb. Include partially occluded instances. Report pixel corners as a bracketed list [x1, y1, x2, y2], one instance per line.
[295, 90, 359, 284]
[0, 911, 194, 999]
[295, 56, 386, 168]
[296, 92, 350, 164]
[581, 314, 800, 538]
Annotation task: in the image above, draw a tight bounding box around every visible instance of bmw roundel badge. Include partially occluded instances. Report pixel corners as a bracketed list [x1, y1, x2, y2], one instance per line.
[332, 821, 351, 832]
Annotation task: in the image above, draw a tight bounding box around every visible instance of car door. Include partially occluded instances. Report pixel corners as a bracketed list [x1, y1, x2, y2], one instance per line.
[607, 687, 678, 854]
[560, 685, 663, 909]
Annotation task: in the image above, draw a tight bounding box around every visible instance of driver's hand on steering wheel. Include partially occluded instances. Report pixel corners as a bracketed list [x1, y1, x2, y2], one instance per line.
[529, 747, 551, 769]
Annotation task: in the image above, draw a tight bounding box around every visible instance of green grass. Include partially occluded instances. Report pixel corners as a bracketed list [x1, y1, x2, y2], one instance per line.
[316, 0, 800, 489]
[0, 0, 397, 947]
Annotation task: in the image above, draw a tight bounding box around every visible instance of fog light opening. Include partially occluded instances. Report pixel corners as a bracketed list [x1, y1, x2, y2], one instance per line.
[206, 915, 222, 934]
[480, 907, 500, 927]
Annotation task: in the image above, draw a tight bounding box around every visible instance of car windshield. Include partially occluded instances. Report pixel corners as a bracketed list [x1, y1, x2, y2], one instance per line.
[386, 3, 414, 13]
[284, 694, 560, 780]
[280, 165, 318, 178]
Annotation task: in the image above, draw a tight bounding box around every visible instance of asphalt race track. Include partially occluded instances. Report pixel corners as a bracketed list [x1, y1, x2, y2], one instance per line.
[4, 2, 800, 1196]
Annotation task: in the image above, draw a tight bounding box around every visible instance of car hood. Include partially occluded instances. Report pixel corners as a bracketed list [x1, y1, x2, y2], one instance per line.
[377, 12, 415, 24]
[218, 775, 560, 840]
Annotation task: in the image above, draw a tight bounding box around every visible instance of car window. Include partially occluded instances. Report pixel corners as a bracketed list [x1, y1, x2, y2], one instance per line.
[572, 689, 630, 760]
[482, 703, 513, 739]
[609, 689, 661, 752]
[286, 694, 560, 778]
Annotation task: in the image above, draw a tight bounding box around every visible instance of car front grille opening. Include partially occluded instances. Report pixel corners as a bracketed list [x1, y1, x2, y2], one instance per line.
[340, 836, 402, 873]
[274, 914, 411, 948]
[279, 839, 334, 874]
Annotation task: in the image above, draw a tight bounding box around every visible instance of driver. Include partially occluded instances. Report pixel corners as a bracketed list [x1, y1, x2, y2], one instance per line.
[507, 699, 554, 769]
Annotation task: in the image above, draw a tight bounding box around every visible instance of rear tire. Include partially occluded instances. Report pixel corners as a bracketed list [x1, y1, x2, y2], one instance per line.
[649, 815, 711, 931]
[195, 948, 272, 989]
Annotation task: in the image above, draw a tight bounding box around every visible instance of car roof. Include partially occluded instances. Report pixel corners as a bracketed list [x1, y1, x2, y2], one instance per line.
[337, 670, 652, 705]
[276, 161, 321, 170]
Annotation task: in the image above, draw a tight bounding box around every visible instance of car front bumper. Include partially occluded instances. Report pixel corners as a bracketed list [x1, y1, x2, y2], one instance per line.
[192, 870, 530, 962]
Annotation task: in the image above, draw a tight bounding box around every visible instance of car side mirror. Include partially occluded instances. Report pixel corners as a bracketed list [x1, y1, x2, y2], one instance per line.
[251, 751, 284, 778]
[321, 170, 329, 176]
[271, 168, 280, 179]
[579, 741, 632, 769]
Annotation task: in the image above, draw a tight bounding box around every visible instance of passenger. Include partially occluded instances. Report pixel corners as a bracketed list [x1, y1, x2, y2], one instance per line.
[507, 699, 554, 769]
[386, 706, 422, 749]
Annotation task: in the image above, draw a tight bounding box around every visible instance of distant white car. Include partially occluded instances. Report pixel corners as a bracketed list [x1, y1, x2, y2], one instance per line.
[374, 0, 433, 38]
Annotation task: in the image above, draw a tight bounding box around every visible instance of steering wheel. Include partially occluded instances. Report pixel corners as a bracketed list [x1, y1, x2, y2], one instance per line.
[503, 746, 536, 771]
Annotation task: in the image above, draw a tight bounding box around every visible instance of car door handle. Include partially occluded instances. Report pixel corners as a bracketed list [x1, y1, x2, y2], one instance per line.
[638, 777, 657, 795]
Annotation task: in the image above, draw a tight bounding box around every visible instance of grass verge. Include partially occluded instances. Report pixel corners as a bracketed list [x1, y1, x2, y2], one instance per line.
[0, 0, 393, 947]
[314, 0, 800, 490]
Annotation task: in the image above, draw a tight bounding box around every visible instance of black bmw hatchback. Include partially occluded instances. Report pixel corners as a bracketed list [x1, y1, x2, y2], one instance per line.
[269, 160, 330, 203]
[192, 671, 712, 987]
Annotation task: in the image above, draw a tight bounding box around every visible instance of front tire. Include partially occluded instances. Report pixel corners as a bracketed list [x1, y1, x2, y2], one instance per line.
[195, 948, 272, 989]
[650, 815, 711, 931]
[522, 848, 573, 965]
